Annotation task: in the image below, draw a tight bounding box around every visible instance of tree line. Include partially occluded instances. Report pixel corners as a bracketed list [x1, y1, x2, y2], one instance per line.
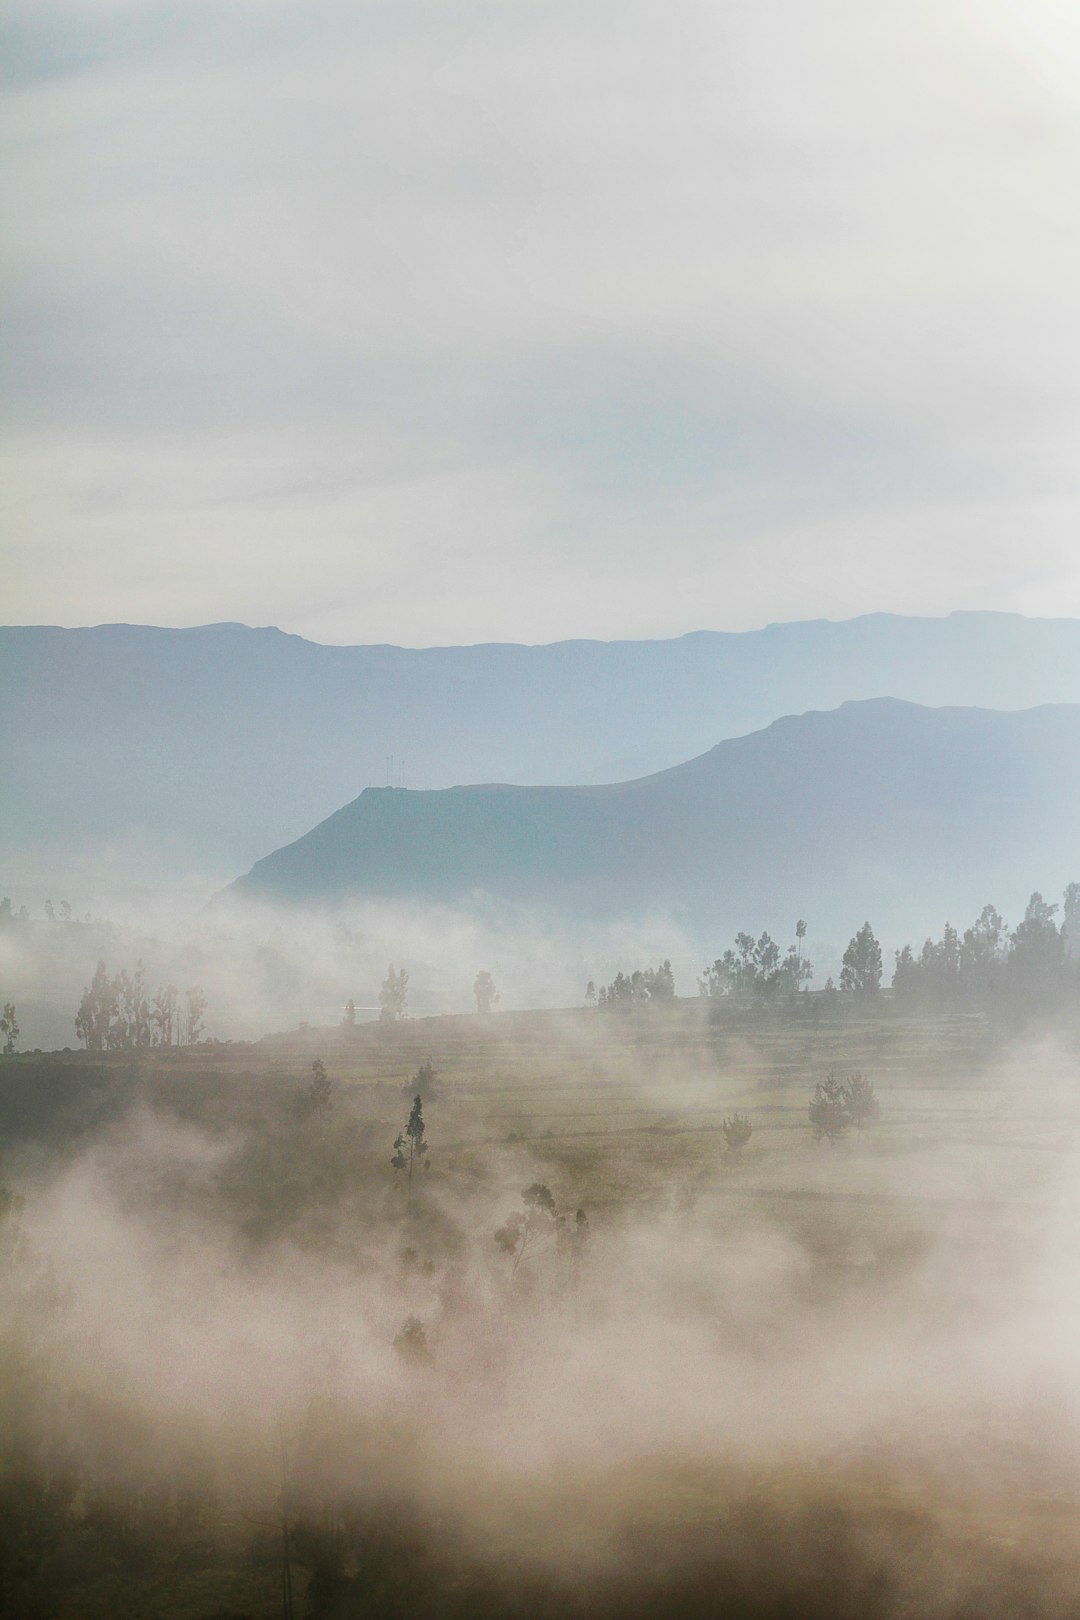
[74, 961, 208, 1051]
[891, 887, 1079, 1009]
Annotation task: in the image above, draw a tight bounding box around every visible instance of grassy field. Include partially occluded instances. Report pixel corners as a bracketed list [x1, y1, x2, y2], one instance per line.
[3, 997, 1080, 1618]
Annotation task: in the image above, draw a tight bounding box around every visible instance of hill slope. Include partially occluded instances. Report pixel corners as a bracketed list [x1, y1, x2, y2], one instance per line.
[4, 612, 1080, 896]
[227, 699, 1080, 943]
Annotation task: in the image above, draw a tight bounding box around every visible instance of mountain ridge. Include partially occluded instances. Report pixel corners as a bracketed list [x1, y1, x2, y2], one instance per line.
[227, 698, 1080, 945]
[5, 613, 1080, 897]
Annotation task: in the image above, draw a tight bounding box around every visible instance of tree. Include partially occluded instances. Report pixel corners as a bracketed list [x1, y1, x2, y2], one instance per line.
[1065, 882, 1080, 960]
[494, 1182, 558, 1275]
[393, 1315, 431, 1365]
[843, 1072, 880, 1135]
[700, 927, 809, 998]
[185, 984, 207, 1045]
[643, 961, 675, 1002]
[152, 983, 179, 1047]
[115, 961, 151, 1049]
[840, 923, 882, 996]
[1006, 892, 1068, 1007]
[893, 904, 1010, 1004]
[597, 962, 675, 1008]
[379, 964, 409, 1022]
[297, 1057, 333, 1117]
[404, 1058, 440, 1101]
[75, 961, 117, 1051]
[721, 1112, 752, 1154]
[891, 944, 918, 999]
[809, 1071, 850, 1145]
[391, 1095, 428, 1208]
[0, 1002, 18, 1056]
[585, 980, 597, 1007]
[342, 998, 356, 1027]
[473, 971, 499, 1015]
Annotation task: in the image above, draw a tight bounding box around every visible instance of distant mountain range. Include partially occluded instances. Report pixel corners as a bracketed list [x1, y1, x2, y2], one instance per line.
[4, 612, 1080, 897]
[227, 699, 1080, 945]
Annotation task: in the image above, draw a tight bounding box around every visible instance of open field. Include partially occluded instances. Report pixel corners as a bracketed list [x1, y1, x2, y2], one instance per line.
[3, 998, 1080, 1618]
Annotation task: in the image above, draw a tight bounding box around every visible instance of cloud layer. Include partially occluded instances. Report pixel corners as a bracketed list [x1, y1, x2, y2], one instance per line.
[4, 0, 1080, 641]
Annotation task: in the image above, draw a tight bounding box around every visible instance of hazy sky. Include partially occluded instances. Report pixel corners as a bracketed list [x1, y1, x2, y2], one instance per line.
[4, 0, 1080, 646]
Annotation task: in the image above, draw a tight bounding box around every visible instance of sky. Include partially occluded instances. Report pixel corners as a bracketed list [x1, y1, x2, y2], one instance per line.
[3, 0, 1080, 647]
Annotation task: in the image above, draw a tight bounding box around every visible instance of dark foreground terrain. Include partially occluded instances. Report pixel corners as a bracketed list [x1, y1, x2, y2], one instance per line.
[3, 996, 1080, 1618]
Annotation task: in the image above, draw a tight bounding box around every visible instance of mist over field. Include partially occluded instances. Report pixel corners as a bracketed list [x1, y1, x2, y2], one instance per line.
[4, 993, 1080, 1618]
[6, 0, 1080, 1611]
[2, 643, 1080, 1616]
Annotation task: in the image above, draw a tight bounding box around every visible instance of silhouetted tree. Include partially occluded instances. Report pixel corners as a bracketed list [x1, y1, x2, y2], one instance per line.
[393, 1316, 431, 1365]
[1065, 882, 1080, 960]
[184, 984, 207, 1045]
[391, 1095, 428, 1208]
[0, 1002, 18, 1056]
[701, 927, 810, 998]
[721, 1112, 752, 1153]
[958, 904, 1006, 1000]
[379, 964, 409, 1022]
[342, 998, 356, 1027]
[152, 983, 179, 1046]
[809, 1071, 850, 1144]
[473, 970, 499, 1015]
[585, 980, 597, 1006]
[297, 1057, 333, 1116]
[75, 961, 116, 1051]
[404, 1058, 440, 1101]
[843, 1072, 880, 1135]
[598, 962, 675, 1007]
[894, 903, 1010, 1004]
[840, 923, 882, 996]
[1005, 891, 1068, 1007]
[494, 1182, 557, 1275]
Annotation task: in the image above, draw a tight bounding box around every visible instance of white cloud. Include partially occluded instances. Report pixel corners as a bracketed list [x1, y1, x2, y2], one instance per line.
[3, 0, 1079, 640]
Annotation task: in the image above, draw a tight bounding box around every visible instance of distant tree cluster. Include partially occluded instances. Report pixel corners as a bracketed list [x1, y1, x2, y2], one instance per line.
[379, 964, 409, 1022]
[0, 1001, 18, 1055]
[494, 1182, 589, 1278]
[721, 1112, 752, 1153]
[809, 1070, 880, 1144]
[592, 960, 675, 1008]
[2, 897, 76, 924]
[892, 887, 1080, 1010]
[700, 922, 812, 999]
[74, 961, 207, 1050]
[840, 922, 882, 996]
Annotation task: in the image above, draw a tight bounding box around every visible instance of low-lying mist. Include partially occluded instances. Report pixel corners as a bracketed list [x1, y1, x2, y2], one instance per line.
[0, 890, 711, 1049]
[4, 1011, 1080, 1616]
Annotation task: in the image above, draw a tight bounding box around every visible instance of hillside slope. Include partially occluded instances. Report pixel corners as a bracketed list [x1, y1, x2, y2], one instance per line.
[4, 612, 1080, 895]
[227, 699, 1080, 942]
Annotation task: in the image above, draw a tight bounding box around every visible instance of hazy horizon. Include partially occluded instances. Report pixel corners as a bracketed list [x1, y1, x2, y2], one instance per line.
[6, 1, 1080, 643]
[5, 603, 1080, 651]
[4, 6, 1080, 1614]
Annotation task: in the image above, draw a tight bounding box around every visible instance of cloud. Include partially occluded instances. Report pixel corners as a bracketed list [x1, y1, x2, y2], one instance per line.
[3, 0, 1080, 640]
